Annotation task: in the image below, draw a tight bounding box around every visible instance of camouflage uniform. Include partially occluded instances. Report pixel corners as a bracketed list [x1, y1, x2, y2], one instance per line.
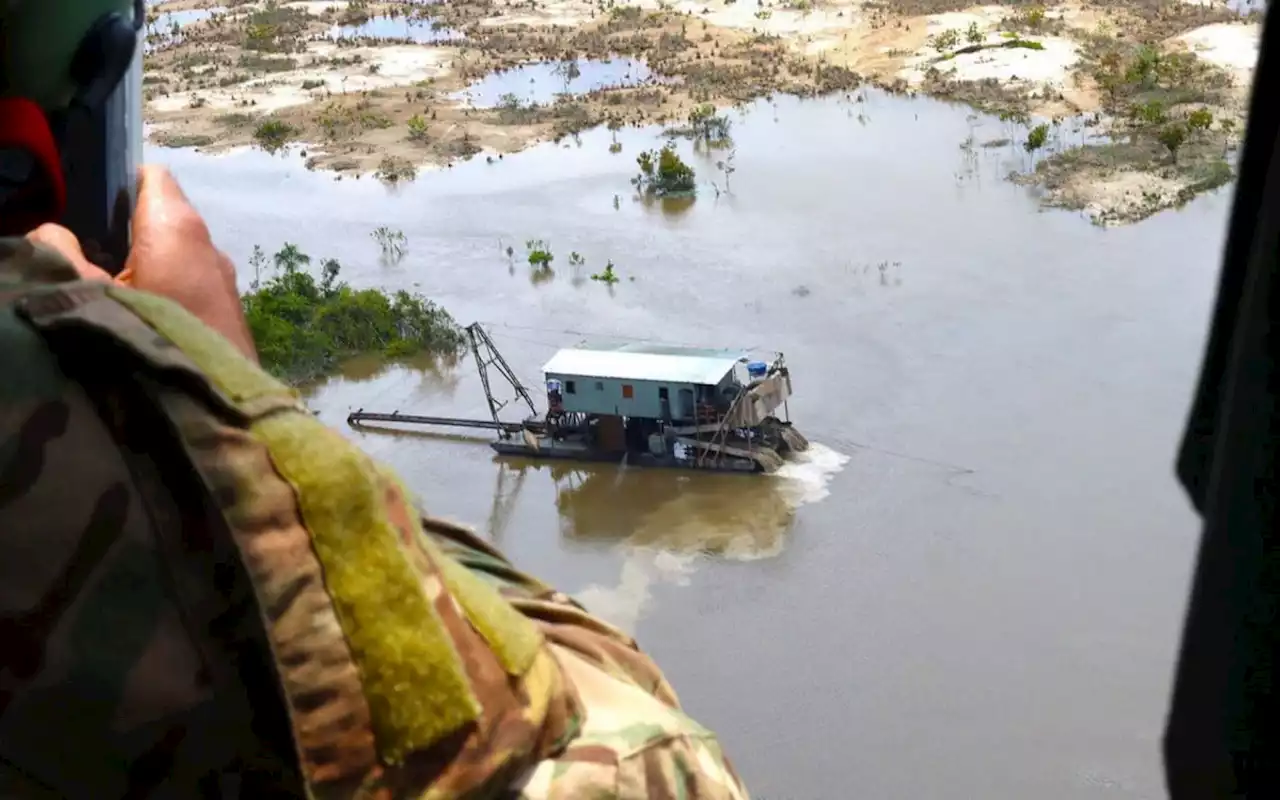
[0, 238, 750, 799]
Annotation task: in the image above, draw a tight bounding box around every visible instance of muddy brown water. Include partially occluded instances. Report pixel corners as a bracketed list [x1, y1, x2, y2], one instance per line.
[148, 90, 1231, 799]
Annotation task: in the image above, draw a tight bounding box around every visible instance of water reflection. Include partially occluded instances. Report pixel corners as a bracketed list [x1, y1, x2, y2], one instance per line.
[478, 441, 848, 561]
[328, 15, 463, 43]
[1227, 0, 1267, 14]
[302, 350, 464, 401]
[637, 193, 696, 216]
[145, 6, 225, 51]
[528, 265, 556, 287]
[454, 58, 663, 108]
[155, 8, 222, 27]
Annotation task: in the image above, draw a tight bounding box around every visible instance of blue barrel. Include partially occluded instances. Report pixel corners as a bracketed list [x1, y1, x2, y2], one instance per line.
[746, 361, 769, 379]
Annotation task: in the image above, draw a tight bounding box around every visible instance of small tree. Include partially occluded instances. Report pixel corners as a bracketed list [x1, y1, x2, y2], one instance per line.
[253, 119, 297, 154]
[274, 242, 310, 274]
[1125, 44, 1162, 91]
[1158, 123, 1187, 163]
[1220, 117, 1238, 152]
[634, 144, 696, 196]
[687, 104, 731, 142]
[1129, 99, 1167, 128]
[1024, 123, 1049, 154]
[715, 148, 737, 194]
[965, 22, 983, 45]
[372, 227, 407, 262]
[319, 258, 342, 297]
[607, 116, 624, 154]
[553, 58, 581, 91]
[929, 28, 960, 53]
[1187, 108, 1214, 135]
[248, 244, 267, 289]
[1093, 52, 1125, 107]
[407, 113, 428, 142]
[590, 261, 620, 285]
[525, 239, 553, 269]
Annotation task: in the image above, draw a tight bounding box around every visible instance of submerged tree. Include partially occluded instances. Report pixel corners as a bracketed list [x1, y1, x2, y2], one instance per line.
[590, 260, 620, 285]
[372, 226, 408, 263]
[525, 239, 554, 269]
[553, 58, 582, 92]
[686, 104, 731, 143]
[241, 242, 464, 382]
[714, 149, 737, 195]
[633, 144, 696, 196]
[1024, 123, 1049, 154]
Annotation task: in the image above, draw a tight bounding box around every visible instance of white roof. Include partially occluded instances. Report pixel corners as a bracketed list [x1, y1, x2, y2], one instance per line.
[542, 343, 745, 385]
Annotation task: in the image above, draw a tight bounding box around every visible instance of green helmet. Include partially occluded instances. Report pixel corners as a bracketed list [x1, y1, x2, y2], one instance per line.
[1, 0, 141, 110]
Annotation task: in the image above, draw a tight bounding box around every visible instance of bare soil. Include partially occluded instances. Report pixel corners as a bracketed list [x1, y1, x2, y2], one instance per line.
[143, 0, 1261, 222]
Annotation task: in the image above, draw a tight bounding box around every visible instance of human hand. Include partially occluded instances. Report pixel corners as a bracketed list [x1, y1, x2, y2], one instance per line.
[26, 165, 258, 362]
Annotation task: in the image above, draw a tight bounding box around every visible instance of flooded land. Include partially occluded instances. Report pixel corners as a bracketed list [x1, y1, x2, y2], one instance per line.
[141, 0, 1261, 798]
[151, 86, 1232, 797]
[144, 0, 1263, 224]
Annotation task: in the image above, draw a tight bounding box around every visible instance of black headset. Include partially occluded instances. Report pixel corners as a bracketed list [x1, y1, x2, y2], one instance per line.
[69, 0, 146, 110]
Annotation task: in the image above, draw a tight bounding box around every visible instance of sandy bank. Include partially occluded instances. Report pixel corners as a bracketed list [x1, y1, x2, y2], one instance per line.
[143, 0, 1261, 224]
[1174, 21, 1262, 82]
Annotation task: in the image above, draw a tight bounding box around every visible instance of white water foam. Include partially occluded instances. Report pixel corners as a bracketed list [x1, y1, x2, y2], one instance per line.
[772, 442, 853, 507]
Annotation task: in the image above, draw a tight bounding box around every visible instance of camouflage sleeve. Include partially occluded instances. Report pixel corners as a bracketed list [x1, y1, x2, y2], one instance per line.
[422, 518, 752, 800]
[0, 240, 301, 797]
[423, 516, 682, 706]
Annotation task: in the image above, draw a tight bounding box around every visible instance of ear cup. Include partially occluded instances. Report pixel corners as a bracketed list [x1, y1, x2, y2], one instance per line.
[69, 11, 140, 109]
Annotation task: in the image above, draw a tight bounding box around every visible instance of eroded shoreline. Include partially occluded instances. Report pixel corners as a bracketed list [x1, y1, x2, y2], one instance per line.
[144, 0, 1264, 224]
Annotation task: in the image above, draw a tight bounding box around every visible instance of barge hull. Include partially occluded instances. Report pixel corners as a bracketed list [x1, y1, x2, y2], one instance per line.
[489, 441, 760, 473]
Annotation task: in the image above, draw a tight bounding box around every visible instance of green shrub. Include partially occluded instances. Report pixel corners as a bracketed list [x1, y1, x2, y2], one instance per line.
[252, 119, 297, 153]
[242, 242, 464, 383]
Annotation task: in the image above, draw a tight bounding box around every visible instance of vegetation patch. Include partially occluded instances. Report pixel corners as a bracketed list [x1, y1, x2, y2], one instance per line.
[920, 72, 1032, 118]
[633, 144, 696, 196]
[253, 119, 299, 153]
[152, 131, 215, 148]
[375, 156, 419, 185]
[314, 99, 395, 141]
[1019, 112, 1235, 224]
[243, 2, 310, 53]
[664, 103, 732, 144]
[1015, 37, 1244, 221]
[242, 241, 464, 384]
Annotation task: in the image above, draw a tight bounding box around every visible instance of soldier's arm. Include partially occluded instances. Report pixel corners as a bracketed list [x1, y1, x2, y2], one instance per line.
[7, 210, 751, 799]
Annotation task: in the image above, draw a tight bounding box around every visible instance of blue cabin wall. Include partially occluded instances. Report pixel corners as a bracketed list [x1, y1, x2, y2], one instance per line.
[546, 374, 701, 419]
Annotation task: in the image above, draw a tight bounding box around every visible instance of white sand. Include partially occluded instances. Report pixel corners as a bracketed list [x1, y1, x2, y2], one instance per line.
[150, 43, 457, 114]
[1176, 22, 1262, 73]
[284, 1, 350, 13]
[480, 0, 598, 28]
[1073, 171, 1188, 226]
[483, 0, 867, 37]
[895, 8, 1081, 88]
[923, 7, 1008, 32]
[633, 0, 865, 38]
[901, 37, 1079, 87]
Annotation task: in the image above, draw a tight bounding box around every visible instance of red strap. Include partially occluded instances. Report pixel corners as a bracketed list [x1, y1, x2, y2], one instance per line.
[0, 98, 66, 236]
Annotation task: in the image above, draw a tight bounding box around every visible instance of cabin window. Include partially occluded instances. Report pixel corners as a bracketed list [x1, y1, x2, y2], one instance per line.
[566, 380, 577, 394]
[595, 381, 604, 391]
[658, 387, 669, 400]
[621, 384, 634, 399]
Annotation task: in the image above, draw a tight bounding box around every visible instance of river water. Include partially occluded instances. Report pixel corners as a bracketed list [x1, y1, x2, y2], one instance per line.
[148, 91, 1230, 799]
